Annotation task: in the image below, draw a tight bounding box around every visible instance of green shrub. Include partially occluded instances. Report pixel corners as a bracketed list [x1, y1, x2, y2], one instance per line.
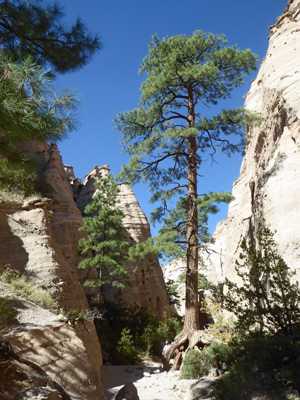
[140, 312, 182, 356]
[0, 158, 37, 196]
[203, 299, 235, 343]
[94, 300, 182, 363]
[181, 348, 210, 379]
[115, 328, 141, 364]
[212, 331, 300, 399]
[0, 298, 16, 329]
[180, 341, 232, 380]
[95, 301, 156, 363]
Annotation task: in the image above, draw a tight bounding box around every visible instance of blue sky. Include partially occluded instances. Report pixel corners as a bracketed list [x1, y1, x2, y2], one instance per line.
[56, 0, 286, 235]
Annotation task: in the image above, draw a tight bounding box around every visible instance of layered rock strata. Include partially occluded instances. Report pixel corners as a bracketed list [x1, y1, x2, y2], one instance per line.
[204, 0, 300, 284]
[0, 283, 104, 400]
[0, 198, 87, 311]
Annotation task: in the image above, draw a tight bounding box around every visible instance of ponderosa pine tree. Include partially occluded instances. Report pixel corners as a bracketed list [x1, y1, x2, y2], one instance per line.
[0, 0, 101, 74]
[151, 192, 233, 261]
[115, 31, 261, 349]
[0, 54, 79, 193]
[78, 175, 130, 298]
[0, 0, 101, 193]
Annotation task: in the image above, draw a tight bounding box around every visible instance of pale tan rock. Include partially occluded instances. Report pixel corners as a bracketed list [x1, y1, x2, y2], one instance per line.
[163, 1, 300, 309]
[20, 140, 98, 294]
[0, 201, 88, 311]
[21, 141, 84, 274]
[0, 178, 105, 399]
[43, 144, 84, 273]
[118, 182, 152, 243]
[2, 297, 104, 400]
[74, 164, 110, 214]
[203, 0, 300, 284]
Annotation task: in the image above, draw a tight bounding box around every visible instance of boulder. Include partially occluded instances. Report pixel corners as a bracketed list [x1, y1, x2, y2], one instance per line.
[110, 383, 139, 400]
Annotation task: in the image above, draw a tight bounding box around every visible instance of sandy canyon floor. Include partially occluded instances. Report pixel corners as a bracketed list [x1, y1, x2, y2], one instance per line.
[101, 360, 214, 400]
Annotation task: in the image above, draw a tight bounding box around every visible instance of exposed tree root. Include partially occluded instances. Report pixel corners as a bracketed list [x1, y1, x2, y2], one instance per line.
[162, 329, 213, 371]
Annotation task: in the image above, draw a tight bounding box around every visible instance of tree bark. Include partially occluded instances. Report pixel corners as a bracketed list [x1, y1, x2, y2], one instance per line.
[184, 85, 200, 334]
[163, 86, 200, 371]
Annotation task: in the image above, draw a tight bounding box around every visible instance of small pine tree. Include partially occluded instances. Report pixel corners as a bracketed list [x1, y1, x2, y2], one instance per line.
[78, 175, 130, 295]
[223, 224, 300, 337]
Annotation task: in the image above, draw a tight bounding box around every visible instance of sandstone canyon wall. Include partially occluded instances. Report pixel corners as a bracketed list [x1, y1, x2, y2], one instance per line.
[0, 142, 105, 399]
[0, 137, 171, 397]
[203, 0, 300, 284]
[163, 0, 300, 316]
[0, 283, 104, 400]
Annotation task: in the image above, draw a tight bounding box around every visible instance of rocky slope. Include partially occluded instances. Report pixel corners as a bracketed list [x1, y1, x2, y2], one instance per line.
[0, 282, 104, 400]
[0, 196, 105, 399]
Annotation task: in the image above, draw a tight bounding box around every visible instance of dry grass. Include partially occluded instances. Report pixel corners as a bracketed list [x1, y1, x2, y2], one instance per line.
[1, 268, 57, 310]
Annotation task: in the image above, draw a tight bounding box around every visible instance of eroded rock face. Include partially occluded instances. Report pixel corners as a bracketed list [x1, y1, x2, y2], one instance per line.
[0, 286, 104, 400]
[73, 166, 172, 318]
[0, 141, 105, 399]
[204, 0, 300, 284]
[20, 141, 84, 275]
[0, 199, 88, 311]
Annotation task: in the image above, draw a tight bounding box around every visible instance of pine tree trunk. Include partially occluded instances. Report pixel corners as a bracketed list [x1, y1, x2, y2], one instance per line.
[184, 86, 200, 334]
[184, 135, 200, 334]
[162, 86, 201, 370]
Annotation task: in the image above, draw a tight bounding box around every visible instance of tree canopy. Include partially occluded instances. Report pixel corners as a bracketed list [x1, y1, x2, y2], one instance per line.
[0, 0, 101, 74]
[0, 54, 79, 192]
[116, 30, 260, 339]
[78, 175, 130, 296]
[0, 0, 101, 193]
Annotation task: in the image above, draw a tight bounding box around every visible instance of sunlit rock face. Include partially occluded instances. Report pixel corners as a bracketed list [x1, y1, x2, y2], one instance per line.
[2, 141, 105, 399]
[118, 182, 172, 318]
[39, 143, 84, 273]
[0, 286, 105, 400]
[203, 0, 300, 284]
[0, 198, 88, 311]
[73, 165, 172, 318]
